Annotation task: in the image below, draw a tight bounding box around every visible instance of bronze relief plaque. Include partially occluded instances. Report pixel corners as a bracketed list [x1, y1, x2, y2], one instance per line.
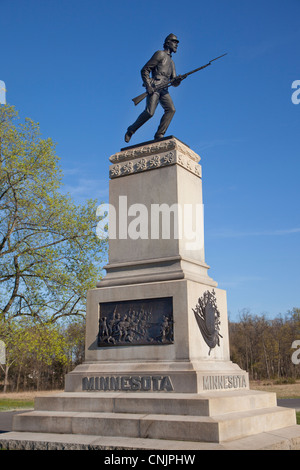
[98, 297, 173, 347]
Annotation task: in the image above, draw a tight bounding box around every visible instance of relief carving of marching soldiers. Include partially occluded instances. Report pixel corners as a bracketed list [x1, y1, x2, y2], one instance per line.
[98, 298, 173, 347]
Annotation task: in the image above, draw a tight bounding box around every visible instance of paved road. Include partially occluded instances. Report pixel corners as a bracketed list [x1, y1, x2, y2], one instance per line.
[0, 400, 300, 434]
[277, 399, 300, 411]
[0, 410, 29, 433]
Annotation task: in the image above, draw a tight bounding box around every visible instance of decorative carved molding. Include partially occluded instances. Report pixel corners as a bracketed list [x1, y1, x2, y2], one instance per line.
[109, 148, 202, 179]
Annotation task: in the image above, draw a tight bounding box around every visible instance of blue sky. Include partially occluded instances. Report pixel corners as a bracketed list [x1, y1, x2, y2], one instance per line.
[1, 0, 299, 321]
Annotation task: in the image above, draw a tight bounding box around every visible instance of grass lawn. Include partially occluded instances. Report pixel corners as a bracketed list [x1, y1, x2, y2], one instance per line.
[250, 379, 300, 398]
[0, 398, 34, 411]
[0, 390, 62, 411]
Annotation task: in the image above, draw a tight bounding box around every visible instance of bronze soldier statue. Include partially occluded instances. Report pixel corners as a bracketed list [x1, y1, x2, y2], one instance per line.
[125, 34, 181, 143]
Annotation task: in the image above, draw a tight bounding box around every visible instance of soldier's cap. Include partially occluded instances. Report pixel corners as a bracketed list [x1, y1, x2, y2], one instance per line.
[165, 33, 179, 43]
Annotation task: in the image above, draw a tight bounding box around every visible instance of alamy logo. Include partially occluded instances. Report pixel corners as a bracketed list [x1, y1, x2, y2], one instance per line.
[0, 80, 6, 104]
[291, 340, 300, 364]
[96, 196, 204, 251]
[0, 340, 6, 365]
[291, 80, 300, 105]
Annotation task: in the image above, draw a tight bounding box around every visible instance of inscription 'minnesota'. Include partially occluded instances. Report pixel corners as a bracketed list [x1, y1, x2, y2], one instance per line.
[82, 375, 174, 392]
[203, 375, 247, 390]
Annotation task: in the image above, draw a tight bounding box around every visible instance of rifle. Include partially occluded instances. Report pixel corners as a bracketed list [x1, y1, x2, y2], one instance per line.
[132, 53, 227, 106]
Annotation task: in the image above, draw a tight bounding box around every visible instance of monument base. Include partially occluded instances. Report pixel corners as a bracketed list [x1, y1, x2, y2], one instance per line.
[4, 276, 298, 450]
[1, 389, 300, 450]
[65, 360, 248, 394]
[64, 278, 248, 394]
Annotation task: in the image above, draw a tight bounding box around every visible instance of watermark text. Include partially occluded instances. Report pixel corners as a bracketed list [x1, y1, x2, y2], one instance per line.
[291, 80, 300, 104]
[96, 196, 204, 251]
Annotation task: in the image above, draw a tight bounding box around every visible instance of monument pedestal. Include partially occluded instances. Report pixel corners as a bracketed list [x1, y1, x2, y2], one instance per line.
[66, 136, 248, 393]
[3, 137, 300, 451]
[65, 279, 248, 394]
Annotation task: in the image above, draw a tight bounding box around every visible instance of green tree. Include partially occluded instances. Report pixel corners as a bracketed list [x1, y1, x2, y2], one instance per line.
[0, 317, 84, 391]
[0, 105, 107, 323]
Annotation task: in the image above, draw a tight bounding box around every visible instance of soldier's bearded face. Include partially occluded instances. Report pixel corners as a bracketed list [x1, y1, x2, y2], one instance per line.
[168, 40, 178, 53]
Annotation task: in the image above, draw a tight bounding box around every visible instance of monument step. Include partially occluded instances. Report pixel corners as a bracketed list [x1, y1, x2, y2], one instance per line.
[12, 406, 296, 443]
[2, 426, 300, 450]
[33, 390, 277, 417]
